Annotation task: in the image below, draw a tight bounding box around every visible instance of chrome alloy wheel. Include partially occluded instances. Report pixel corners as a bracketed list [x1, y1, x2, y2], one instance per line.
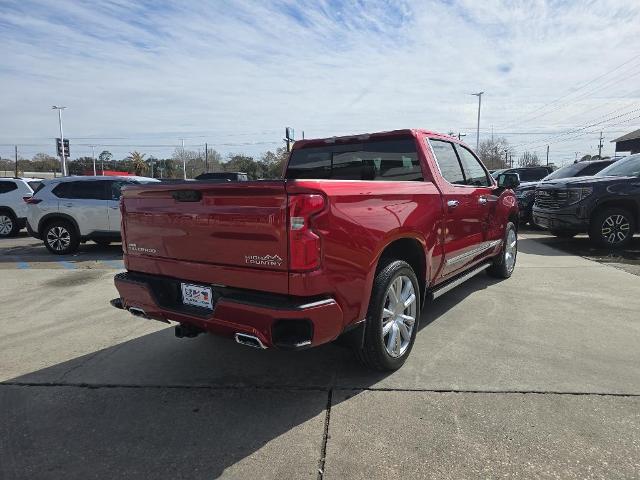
[601, 214, 630, 244]
[46, 226, 71, 251]
[381, 275, 417, 358]
[504, 228, 517, 273]
[0, 215, 12, 236]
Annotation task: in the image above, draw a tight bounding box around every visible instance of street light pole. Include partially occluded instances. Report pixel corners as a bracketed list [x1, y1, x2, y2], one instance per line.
[180, 138, 186, 180]
[52, 106, 67, 176]
[471, 92, 483, 151]
[89, 145, 97, 176]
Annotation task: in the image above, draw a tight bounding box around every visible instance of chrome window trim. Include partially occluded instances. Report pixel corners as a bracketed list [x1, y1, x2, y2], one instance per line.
[425, 137, 494, 189]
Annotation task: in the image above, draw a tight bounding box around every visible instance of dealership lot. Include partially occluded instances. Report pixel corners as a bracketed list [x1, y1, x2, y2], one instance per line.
[1, 232, 639, 479]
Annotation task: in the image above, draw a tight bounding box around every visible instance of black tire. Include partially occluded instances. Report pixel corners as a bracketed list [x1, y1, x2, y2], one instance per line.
[487, 221, 518, 279]
[549, 230, 577, 239]
[355, 259, 421, 371]
[94, 239, 111, 247]
[589, 207, 636, 249]
[43, 219, 80, 255]
[0, 211, 19, 238]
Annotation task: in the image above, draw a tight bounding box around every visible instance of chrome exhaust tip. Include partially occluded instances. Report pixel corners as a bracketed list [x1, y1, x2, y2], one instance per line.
[128, 307, 148, 318]
[235, 333, 267, 349]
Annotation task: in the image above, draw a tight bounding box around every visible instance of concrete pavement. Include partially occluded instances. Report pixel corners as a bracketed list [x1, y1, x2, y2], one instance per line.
[1, 232, 639, 478]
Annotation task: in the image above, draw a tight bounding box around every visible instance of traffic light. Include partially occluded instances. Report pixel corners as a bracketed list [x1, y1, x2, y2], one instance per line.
[56, 138, 70, 157]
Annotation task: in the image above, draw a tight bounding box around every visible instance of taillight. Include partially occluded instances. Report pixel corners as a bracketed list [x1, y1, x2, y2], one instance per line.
[288, 194, 325, 271]
[23, 196, 42, 204]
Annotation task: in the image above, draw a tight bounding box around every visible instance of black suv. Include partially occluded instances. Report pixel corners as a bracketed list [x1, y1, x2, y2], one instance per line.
[516, 160, 614, 224]
[491, 166, 554, 183]
[532, 154, 640, 248]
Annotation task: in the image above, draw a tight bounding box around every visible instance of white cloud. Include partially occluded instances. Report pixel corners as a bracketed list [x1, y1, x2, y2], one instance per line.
[1, 0, 639, 163]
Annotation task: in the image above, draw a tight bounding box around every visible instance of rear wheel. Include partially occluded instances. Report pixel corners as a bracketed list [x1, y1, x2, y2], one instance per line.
[43, 220, 80, 255]
[487, 221, 517, 279]
[356, 259, 420, 371]
[589, 207, 635, 249]
[0, 212, 19, 238]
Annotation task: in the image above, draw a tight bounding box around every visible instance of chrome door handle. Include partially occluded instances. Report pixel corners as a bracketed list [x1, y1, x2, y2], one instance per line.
[447, 200, 459, 209]
[478, 196, 488, 205]
[109, 206, 119, 210]
[63, 203, 73, 207]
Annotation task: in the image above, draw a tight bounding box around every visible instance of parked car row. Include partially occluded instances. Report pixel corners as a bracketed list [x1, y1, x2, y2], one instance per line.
[532, 154, 640, 248]
[0, 177, 43, 237]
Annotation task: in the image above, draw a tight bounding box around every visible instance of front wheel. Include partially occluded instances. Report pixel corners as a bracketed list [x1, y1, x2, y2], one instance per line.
[487, 221, 517, 279]
[589, 207, 635, 249]
[356, 259, 420, 371]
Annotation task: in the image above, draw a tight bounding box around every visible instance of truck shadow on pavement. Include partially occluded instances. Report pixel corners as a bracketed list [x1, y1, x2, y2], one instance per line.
[1, 276, 496, 479]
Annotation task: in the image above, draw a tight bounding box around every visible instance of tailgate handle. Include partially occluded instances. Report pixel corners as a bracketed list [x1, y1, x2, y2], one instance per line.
[172, 190, 202, 202]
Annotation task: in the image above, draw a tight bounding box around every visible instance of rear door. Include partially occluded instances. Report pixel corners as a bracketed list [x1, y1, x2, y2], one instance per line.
[107, 180, 134, 232]
[428, 139, 493, 278]
[56, 181, 110, 235]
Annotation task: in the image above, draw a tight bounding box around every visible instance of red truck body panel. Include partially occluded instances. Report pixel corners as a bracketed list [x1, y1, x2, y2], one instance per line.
[114, 129, 518, 349]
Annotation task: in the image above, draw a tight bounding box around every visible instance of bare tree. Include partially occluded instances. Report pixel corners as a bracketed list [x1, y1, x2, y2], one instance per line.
[477, 137, 510, 170]
[518, 151, 541, 167]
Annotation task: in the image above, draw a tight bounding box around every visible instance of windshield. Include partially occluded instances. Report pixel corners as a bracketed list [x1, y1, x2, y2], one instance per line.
[542, 163, 584, 180]
[596, 155, 640, 177]
[491, 169, 506, 179]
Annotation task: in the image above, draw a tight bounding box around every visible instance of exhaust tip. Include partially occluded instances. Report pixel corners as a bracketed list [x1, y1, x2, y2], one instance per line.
[235, 333, 267, 349]
[128, 307, 148, 318]
[110, 298, 124, 310]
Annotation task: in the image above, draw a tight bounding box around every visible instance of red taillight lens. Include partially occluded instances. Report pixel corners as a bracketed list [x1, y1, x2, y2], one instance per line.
[288, 194, 325, 271]
[23, 196, 42, 204]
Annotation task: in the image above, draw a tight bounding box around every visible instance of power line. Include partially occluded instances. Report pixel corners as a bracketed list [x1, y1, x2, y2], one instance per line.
[500, 53, 640, 129]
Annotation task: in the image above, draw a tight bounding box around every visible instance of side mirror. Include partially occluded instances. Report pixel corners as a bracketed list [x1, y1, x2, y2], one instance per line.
[497, 172, 520, 189]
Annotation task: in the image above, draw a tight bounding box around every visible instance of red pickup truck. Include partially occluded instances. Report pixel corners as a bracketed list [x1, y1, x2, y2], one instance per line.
[112, 129, 519, 370]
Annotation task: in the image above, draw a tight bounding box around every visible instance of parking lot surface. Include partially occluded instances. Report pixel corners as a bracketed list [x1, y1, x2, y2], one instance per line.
[1, 232, 639, 479]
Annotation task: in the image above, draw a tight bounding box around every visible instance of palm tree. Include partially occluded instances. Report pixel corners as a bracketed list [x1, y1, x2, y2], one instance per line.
[128, 151, 147, 176]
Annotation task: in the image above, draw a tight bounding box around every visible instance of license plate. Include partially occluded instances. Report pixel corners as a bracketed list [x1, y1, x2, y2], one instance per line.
[181, 283, 213, 309]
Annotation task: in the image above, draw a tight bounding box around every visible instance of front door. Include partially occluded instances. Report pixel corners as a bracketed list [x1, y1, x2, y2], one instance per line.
[427, 139, 493, 278]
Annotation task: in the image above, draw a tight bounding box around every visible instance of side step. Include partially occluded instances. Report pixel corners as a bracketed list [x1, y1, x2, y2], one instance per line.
[430, 263, 491, 300]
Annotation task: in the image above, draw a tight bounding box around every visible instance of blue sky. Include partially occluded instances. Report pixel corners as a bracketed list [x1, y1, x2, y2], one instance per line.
[1, 0, 639, 164]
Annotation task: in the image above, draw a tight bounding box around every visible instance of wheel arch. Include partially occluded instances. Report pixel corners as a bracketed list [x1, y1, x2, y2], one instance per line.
[375, 236, 428, 302]
[0, 206, 18, 219]
[591, 199, 639, 226]
[38, 213, 80, 237]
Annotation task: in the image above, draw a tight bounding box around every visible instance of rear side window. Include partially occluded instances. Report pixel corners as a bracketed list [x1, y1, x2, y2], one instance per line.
[579, 162, 612, 176]
[518, 168, 549, 182]
[286, 138, 423, 181]
[53, 181, 108, 200]
[0, 181, 18, 193]
[455, 145, 491, 186]
[27, 181, 42, 191]
[429, 140, 465, 185]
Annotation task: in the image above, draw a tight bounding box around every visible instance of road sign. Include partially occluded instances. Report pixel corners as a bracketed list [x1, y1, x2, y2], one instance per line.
[56, 138, 70, 157]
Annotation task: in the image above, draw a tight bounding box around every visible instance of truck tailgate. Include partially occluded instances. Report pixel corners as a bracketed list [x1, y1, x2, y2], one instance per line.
[121, 181, 289, 293]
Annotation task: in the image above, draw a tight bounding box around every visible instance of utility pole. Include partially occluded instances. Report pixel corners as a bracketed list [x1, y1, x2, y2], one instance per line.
[504, 150, 508, 167]
[52, 106, 67, 176]
[88, 145, 97, 176]
[15, 145, 18, 177]
[205, 142, 208, 173]
[546, 145, 549, 166]
[471, 92, 484, 151]
[597, 132, 604, 158]
[180, 138, 186, 179]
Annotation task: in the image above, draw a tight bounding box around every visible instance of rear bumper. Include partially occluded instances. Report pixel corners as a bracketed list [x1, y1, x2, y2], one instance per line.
[113, 271, 344, 349]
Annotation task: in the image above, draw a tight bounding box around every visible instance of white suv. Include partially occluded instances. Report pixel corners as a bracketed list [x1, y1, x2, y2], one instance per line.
[0, 177, 43, 237]
[26, 176, 158, 254]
